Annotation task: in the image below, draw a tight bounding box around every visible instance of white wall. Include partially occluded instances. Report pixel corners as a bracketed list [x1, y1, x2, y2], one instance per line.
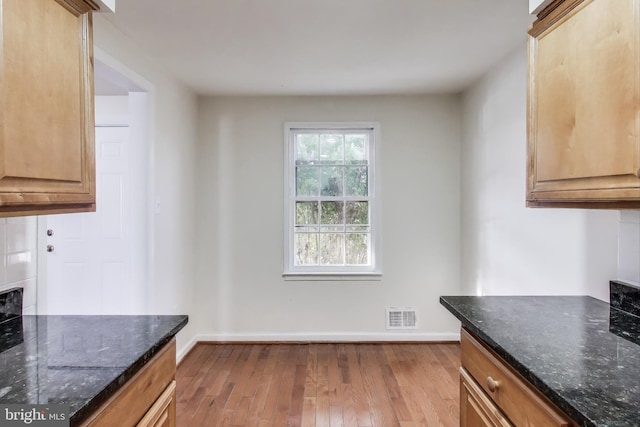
[92, 15, 200, 358]
[461, 45, 621, 301]
[0, 217, 37, 314]
[94, 95, 129, 122]
[529, 0, 553, 14]
[619, 212, 640, 286]
[195, 95, 462, 340]
[95, 0, 115, 13]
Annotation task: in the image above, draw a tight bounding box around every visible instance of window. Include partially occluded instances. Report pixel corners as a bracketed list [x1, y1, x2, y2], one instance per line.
[284, 122, 381, 279]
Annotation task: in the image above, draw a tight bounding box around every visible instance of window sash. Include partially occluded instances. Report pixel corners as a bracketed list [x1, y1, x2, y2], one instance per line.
[284, 122, 381, 277]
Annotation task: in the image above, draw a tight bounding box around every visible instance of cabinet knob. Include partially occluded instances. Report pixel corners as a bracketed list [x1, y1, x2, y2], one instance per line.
[46, 245, 54, 253]
[486, 376, 500, 392]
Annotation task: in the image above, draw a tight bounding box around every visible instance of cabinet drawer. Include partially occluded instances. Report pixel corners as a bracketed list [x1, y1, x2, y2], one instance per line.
[460, 367, 512, 427]
[461, 328, 572, 427]
[137, 381, 176, 427]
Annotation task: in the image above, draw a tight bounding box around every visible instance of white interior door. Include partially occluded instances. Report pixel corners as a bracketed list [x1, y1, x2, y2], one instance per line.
[46, 125, 132, 314]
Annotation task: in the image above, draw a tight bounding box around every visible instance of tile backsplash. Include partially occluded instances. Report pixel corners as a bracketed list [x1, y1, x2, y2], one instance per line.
[0, 217, 37, 314]
[618, 211, 640, 286]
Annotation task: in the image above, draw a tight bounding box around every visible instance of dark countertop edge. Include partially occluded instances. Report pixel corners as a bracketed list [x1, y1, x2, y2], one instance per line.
[70, 315, 189, 426]
[439, 296, 595, 427]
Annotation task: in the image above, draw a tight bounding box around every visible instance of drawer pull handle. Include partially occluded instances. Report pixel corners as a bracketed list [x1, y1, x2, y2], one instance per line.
[487, 376, 500, 392]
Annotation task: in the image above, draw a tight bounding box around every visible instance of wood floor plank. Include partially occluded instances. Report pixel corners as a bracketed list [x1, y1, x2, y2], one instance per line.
[176, 344, 207, 381]
[300, 397, 316, 427]
[190, 345, 246, 426]
[193, 380, 235, 426]
[288, 363, 308, 427]
[358, 344, 400, 427]
[246, 345, 279, 426]
[262, 344, 291, 422]
[345, 344, 374, 427]
[327, 344, 344, 427]
[304, 344, 318, 399]
[176, 384, 206, 427]
[176, 344, 224, 403]
[339, 384, 358, 427]
[315, 344, 331, 427]
[377, 345, 412, 423]
[177, 342, 460, 427]
[384, 345, 442, 426]
[224, 345, 262, 417]
[407, 344, 457, 427]
[431, 344, 461, 386]
[395, 345, 457, 427]
[242, 345, 269, 401]
[231, 396, 253, 426]
[272, 346, 299, 426]
[176, 344, 230, 423]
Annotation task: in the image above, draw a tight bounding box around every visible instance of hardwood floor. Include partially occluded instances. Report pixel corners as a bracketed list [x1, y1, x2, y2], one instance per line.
[176, 343, 460, 427]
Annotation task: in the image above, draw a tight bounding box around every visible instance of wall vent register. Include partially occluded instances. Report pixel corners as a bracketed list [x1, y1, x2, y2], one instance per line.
[386, 307, 417, 329]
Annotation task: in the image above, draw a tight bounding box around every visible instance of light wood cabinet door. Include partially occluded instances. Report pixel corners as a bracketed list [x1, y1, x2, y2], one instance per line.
[461, 368, 512, 427]
[80, 339, 177, 427]
[527, 0, 640, 208]
[0, 0, 97, 217]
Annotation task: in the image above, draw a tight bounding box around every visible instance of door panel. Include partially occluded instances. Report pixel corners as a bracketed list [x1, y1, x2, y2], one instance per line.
[46, 126, 131, 314]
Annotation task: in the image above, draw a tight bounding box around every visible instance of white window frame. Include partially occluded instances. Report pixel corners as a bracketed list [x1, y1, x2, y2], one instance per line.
[283, 122, 382, 281]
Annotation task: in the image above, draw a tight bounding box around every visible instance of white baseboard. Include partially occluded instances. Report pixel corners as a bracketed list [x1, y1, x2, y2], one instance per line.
[177, 335, 200, 364]
[192, 332, 460, 343]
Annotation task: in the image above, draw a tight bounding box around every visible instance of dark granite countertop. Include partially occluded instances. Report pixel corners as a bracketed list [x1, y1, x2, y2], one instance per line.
[0, 315, 188, 426]
[440, 295, 640, 427]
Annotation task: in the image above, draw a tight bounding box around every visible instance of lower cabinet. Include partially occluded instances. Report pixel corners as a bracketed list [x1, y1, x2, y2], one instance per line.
[460, 328, 575, 427]
[80, 338, 177, 427]
[137, 381, 176, 427]
[461, 368, 512, 427]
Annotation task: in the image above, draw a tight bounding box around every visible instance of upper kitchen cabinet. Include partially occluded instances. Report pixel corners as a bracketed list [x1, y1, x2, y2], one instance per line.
[0, 0, 98, 217]
[527, 0, 640, 208]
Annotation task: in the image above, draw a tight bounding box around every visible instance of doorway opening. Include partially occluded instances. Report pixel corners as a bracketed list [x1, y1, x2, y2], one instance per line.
[36, 55, 153, 315]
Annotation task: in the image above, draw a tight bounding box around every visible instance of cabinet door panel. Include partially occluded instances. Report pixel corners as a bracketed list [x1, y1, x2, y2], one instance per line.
[528, 0, 640, 205]
[79, 339, 176, 427]
[0, 0, 96, 215]
[4, 0, 82, 182]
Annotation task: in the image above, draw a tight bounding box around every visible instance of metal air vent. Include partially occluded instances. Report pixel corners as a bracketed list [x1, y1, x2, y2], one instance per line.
[386, 307, 417, 329]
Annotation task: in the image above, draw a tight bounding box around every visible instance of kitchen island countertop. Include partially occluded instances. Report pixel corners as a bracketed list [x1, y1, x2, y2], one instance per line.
[0, 314, 188, 425]
[440, 295, 640, 427]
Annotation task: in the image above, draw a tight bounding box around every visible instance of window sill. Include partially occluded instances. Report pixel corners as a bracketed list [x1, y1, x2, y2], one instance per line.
[282, 272, 383, 282]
